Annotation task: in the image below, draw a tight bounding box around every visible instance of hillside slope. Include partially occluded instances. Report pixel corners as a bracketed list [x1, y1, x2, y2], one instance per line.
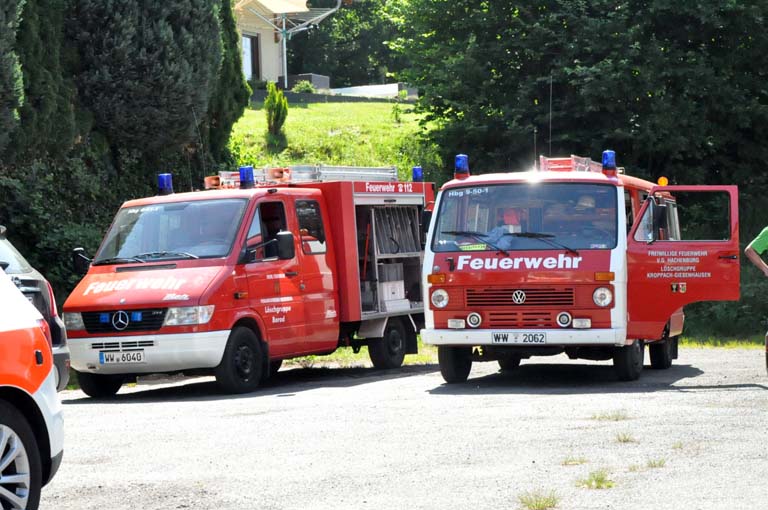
[229, 102, 441, 181]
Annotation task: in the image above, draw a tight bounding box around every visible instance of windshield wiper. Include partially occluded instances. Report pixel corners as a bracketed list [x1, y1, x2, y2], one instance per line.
[92, 257, 146, 266]
[440, 230, 510, 256]
[134, 251, 200, 260]
[506, 232, 580, 256]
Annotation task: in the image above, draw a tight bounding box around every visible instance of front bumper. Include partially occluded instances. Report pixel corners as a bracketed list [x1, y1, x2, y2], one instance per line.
[421, 327, 627, 347]
[69, 330, 230, 374]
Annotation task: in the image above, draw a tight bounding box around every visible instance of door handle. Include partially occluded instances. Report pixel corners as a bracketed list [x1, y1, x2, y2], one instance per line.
[285, 271, 299, 277]
[718, 255, 738, 260]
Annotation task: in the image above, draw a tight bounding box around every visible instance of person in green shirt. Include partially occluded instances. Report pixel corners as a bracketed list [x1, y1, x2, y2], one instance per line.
[744, 227, 768, 276]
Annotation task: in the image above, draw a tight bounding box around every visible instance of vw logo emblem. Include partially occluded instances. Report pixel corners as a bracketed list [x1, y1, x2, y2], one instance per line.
[512, 290, 527, 305]
[112, 310, 130, 331]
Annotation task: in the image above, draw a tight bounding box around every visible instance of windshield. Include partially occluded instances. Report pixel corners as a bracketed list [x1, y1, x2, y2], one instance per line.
[0, 238, 33, 274]
[94, 199, 248, 263]
[432, 183, 618, 253]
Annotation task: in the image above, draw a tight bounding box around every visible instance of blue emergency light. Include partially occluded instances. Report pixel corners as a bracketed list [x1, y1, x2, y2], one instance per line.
[412, 166, 423, 182]
[239, 165, 255, 189]
[454, 154, 470, 180]
[157, 173, 174, 195]
[602, 150, 616, 170]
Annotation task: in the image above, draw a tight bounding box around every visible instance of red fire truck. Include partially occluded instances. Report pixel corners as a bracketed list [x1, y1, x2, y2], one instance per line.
[63, 165, 433, 397]
[422, 151, 740, 382]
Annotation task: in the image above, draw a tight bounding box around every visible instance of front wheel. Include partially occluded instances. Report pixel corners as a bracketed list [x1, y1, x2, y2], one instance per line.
[215, 327, 263, 394]
[613, 340, 644, 381]
[438, 346, 472, 383]
[77, 371, 124, 398]
[498, 354, 521, 372]
[369, 318, 407, 369]
[0, 400, 42, 510]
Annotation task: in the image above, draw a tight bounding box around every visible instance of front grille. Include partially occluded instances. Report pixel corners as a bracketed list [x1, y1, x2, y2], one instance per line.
[91, 340, 155, 350]
[466, 287, 575, 307]
[82, 309, 167, 334]
[487, 311, 554, 328]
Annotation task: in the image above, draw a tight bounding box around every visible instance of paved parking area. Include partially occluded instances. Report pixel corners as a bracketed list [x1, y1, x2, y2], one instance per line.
[43, 348, 767, 509]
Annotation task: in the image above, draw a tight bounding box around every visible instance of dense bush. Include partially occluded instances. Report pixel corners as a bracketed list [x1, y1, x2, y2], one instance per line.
[291, 80, 316, 94]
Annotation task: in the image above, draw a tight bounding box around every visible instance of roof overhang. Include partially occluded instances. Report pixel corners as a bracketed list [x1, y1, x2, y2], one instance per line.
[235, 0, 308, 15]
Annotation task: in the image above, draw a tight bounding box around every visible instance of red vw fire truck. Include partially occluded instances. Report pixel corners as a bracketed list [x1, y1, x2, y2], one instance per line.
[422, 151, 740, 382]
[63, 165, 433, 397]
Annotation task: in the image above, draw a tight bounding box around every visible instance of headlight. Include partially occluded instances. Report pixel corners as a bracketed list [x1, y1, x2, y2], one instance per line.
[63, 312, 85, 331]
[164, 305, 215, 326]
[430, 289, 449, 309]
[593, 287, 613, 307]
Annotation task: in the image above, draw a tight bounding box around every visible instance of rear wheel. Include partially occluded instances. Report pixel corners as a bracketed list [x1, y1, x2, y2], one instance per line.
[438, 346, 472, 383]
[649, 337, 675, 369]
[498, 354, 521, 371]
[77, 371, 124, 398]
[613, 340, 644, 381]
[369, 318, 407, 369]
[268, 359, 283, 378]
[215, 327, 263, 394]
[0, 400, 42, 510]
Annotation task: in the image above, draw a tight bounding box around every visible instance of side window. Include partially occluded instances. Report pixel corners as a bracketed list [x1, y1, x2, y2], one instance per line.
[296, 200, 327, 254]
[624, 190, 634, 231]
[247, 201, 287, 260]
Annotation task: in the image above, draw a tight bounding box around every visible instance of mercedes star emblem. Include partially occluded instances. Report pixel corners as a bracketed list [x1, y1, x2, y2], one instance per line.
[112, 310, 130, 331]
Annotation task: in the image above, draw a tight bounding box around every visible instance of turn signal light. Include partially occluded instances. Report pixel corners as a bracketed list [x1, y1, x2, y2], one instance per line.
[657, 176, 669, 186]
[428, 273, 446, 284]
[594, 272, 615, 281]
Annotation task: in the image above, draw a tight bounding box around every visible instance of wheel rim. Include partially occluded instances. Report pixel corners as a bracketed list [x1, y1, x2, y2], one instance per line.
[234, 344, 254, 381]
[0, 424, 31, 510]
[386, 328, 404, 357]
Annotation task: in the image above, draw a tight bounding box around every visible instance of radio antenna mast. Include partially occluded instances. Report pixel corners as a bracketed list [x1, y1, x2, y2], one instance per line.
[549, 74, 553, 156]
[533, 126, 538, 169]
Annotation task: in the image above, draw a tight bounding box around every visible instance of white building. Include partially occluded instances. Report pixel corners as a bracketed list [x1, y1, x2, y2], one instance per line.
[234, 0, 344, 86]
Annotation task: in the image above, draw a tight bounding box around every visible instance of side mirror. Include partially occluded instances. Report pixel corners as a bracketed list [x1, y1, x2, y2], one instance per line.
[276, 231, 295, 260]
[72, 247, 91, 275]
[651, 203, 668, 237]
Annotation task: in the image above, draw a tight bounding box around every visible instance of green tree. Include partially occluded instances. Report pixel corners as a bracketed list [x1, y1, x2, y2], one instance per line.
[389, 0, 768, 184]
[72, 0, 223, 155]
[0, 0, 25, 153]
[200, 0, 251, 167]
[10, 0, 78, 161]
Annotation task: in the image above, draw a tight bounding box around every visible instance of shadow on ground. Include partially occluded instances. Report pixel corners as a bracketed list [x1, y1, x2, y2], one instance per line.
[62, 363, 440, 405]
[428, 361, 768, 396]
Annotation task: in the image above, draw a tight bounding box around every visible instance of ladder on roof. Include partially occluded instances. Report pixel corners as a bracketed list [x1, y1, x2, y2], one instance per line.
[539, 155, 603, 173]
[207, 164, 398, 189]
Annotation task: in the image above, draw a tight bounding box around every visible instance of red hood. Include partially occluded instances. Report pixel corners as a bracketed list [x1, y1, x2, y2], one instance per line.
[64, 265, 227, 311]
[432, 251, 612, 284]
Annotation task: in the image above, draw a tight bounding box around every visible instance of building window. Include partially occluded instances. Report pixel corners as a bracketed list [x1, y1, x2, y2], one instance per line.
[242, 34, 260, 81]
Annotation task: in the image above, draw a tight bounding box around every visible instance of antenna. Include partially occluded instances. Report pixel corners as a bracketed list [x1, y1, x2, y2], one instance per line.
[533, 126, 538, 169]
[549, 74, 553, 156]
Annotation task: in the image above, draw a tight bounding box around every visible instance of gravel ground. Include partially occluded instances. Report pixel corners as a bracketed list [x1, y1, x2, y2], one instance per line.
[42, 348, 767, 510]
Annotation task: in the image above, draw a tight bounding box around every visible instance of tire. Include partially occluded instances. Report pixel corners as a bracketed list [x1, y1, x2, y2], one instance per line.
[438, 346, 472, 383]
[498, 354, 521, 372]
[368, 318, 407, 369]
[77, 371, 124, 398]
[215, 327, 263, 394]
[0, 400, 42, 510]
[649, 337, 674, 369]
[613, 340, 644, 381]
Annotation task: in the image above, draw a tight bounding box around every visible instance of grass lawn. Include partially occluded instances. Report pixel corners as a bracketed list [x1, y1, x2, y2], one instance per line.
[229, 102, 442, 181]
